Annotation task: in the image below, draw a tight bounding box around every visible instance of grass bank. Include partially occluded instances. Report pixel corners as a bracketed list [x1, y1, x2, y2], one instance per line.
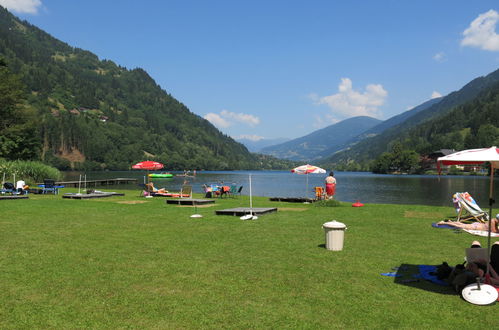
[1, 189, 497, 328]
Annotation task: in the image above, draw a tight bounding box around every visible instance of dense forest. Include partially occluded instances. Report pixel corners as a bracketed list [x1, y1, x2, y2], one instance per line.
[0, 7, 294, 171]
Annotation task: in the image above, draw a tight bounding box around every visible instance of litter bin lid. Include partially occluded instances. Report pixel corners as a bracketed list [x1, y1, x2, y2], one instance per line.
[323, 220, 346, 229]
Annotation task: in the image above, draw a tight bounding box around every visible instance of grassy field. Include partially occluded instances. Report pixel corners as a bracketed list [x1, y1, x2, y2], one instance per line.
[1, 188, 497, 328]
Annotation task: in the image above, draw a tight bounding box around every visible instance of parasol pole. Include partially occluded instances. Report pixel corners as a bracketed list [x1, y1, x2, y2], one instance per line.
[306, 173, 309, 199]
[486, 165, 495, 276]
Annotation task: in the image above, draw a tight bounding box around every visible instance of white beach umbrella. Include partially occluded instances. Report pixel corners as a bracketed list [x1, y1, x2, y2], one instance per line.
[438, 146, 499, 305]
[291, 164, 327, 198]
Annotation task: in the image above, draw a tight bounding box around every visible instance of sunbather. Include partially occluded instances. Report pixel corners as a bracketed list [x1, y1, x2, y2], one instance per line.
[437, 215, 499, 233]
[146, 182, 167, 194]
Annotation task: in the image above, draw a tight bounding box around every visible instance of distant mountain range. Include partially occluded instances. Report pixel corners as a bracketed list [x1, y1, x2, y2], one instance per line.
[259, 116, 382, 161]
[254, 65, 499, 166]
[320, 67, 499, 167]
[236, 137, 290, 153]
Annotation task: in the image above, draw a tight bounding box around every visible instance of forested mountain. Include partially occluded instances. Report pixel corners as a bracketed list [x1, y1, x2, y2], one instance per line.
[0, 6, 293, 170]
[260, 116, 381, 161]
[320, 68, 499, 170]
[236, 137, 290, 153]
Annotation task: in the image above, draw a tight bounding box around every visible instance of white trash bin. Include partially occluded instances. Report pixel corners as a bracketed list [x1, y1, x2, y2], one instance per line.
[323, 220, 347, 251]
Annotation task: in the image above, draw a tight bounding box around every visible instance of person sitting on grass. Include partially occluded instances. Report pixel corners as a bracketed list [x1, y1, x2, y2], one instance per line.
[465, 241, 499, 286]
[437, 215, 499, 233]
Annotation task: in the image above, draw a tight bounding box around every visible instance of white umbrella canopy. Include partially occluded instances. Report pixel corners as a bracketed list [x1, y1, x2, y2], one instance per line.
[437, 146, 499, 302]
[437, 147, 499, 169]
[291, 164, 327, 198]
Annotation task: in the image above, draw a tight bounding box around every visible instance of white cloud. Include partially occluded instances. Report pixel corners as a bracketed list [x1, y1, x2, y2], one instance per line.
[0, 0, 42, 14]
[433, 52, 446, 62]
[220, 110, 260, 127]
[234, 134, 264, 141]
[204, 110, 260, 129]
[461, 9, 499, 51]
[204, 113, 231, 128]
[313, 113, 339, 129]
[431, 91, 442, 99]
[313, 78, 387, 120]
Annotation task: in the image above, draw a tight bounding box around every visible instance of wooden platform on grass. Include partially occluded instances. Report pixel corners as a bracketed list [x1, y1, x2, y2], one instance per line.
[0, 195, 29, 200]
[62, 192, 124, 199]
[166, 198, 215, 206]
[269, 197, 316, 203]
[215, 207, 277, 216]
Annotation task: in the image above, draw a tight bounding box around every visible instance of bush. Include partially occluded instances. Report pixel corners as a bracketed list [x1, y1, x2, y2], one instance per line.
[0, 159, 61, 184]
[314, 199, 342, 207]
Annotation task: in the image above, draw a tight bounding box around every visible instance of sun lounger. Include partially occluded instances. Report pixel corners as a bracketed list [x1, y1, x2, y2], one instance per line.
[453, 192, 488, 223]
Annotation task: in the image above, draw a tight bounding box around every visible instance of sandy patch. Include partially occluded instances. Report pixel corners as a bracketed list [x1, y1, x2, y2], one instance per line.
[404, 211, 444, 219]
[278, 207, 307, 212]
[116, 201, 148, 204]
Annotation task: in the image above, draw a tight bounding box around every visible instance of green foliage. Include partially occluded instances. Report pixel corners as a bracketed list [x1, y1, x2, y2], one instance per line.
[0, 159, 61, 183]
[314, 199, 341, 207]
[0, 8, 288, 171]
[371, 142, 420, 174]
[0, 57, 41, 160]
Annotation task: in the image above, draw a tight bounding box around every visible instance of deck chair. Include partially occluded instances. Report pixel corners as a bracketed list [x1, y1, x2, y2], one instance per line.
[314, 186, 325, 200]
[228, 184, 238, 198]
[178, 185, 192, 198]
[42, 179, 58, 194]
[2, 182, 16, 195]
[453, 192, 488, 223]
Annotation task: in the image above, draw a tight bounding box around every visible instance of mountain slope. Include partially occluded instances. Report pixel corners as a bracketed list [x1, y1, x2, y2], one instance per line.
[236, 137, 290, 152]
[0, 6, 258, 170]
[260, 116, 382, 161]
[320, 68, 499, 166]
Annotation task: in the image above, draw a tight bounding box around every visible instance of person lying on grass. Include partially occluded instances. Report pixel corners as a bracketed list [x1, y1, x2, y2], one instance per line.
[437, 215, 499, 233]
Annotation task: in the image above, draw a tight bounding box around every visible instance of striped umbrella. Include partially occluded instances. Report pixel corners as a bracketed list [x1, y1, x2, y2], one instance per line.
[291, 164, 326, 198]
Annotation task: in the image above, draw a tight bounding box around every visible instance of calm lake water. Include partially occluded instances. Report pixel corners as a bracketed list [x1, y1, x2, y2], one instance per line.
[62, 170, 499, 207]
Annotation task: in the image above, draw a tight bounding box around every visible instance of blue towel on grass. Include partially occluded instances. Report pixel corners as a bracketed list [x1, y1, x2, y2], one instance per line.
[418, 265, 449, 286]
[431, 222, 456, 229]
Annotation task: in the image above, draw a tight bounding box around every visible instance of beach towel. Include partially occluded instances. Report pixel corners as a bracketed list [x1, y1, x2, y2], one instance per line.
[418, 265, 449, 286]
[432, 222, 457, 229]
[462, 229, 499, 237]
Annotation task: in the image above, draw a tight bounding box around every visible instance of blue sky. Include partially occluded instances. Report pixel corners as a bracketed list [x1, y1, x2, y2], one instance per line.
[3, 0, 499, 141]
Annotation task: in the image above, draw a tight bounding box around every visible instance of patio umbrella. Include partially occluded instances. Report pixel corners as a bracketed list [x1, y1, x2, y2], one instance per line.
[437, 146, 499, 304]
[291, 164, 326, 198]
[132, 161, 164, 183]
[132, 160, 164, 170]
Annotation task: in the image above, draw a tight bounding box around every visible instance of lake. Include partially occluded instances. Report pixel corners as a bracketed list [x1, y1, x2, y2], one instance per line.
[62, 170, 499, 207]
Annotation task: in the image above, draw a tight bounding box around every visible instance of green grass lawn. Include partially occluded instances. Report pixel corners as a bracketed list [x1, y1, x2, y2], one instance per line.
[1, 189, 497, 328]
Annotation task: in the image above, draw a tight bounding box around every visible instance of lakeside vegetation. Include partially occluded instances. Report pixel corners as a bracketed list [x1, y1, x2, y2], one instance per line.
[0, 159, 61, 183]
[1, 189, 497, 328]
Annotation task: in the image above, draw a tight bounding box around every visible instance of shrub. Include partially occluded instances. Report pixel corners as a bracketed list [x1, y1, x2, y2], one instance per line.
[314, 199, 341, 207]
[0, 159, 61, 184]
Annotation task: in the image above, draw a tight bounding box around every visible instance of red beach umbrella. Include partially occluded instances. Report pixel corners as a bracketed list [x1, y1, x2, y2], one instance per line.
[132, 161, 164, 183]
[132, 161, 164, 170]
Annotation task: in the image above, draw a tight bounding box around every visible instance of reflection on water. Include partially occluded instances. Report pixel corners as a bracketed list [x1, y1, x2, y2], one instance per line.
[63, 170, 498, 207]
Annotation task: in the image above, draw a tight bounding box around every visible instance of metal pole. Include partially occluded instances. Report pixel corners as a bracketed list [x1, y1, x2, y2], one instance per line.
[486, 166, 494, 275]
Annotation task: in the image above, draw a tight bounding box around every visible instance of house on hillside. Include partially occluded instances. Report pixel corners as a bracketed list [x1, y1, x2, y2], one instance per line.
[421, 149, 456, 171]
